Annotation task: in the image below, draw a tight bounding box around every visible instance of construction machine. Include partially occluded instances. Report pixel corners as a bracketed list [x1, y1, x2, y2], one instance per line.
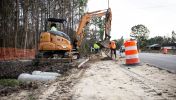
[35, 18, 73, 63]
[75, 8, 112, 48]
[35, 8, 112, 64]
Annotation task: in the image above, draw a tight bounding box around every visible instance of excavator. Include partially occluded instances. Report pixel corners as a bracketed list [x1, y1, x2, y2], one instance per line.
[76, 8, 112, 48]
[35, 8, 112, 63]
[74, 8, 112, 57]
[35, 18, 72, 62]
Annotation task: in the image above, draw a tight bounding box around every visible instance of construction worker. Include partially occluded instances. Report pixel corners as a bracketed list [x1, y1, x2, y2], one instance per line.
[93, 42, 100, 53]
[50, 23, 58, 31]
[109, 41, 117, 59]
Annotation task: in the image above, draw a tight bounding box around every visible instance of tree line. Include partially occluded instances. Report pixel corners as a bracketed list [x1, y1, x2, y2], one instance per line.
[0, 0, 88, 49]
[115, 24, 176, 50]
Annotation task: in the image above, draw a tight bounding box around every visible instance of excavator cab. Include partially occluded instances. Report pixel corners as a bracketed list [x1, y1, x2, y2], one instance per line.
[37, 18, 72, 59]
[45, 18, 66, 32]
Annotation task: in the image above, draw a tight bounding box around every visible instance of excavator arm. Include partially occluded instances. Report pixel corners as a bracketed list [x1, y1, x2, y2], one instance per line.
[76, 8, 112, 47]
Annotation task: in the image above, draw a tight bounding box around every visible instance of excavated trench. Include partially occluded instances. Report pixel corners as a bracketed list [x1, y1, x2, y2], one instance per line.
[0, 60, 73, 78]
[0, 59, 82, 97]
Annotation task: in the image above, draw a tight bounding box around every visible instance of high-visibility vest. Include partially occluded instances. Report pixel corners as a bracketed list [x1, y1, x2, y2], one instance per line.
[109, 41, 116, 49]
[94, 43, 100, 49]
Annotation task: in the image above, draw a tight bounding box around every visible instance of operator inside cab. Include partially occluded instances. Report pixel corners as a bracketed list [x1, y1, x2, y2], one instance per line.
[50, 23, 58, 31]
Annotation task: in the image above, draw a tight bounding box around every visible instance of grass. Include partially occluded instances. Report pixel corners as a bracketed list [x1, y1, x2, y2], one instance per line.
[28, 94, 36, 100]
[0, 79, 20, 87]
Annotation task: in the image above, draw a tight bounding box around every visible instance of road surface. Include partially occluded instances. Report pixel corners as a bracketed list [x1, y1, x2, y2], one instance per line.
[139, 53, 176, 73]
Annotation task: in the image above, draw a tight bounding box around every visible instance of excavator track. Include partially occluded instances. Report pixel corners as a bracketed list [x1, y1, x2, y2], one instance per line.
[33, 58, 72, 65]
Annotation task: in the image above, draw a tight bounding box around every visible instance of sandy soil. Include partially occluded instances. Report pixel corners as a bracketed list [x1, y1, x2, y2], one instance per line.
[1, 54, 176, 100]
[71, 57, 176, 100]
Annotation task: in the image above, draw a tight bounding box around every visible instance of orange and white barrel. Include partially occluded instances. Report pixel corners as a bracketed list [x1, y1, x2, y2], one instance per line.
[124, 40, 140, 65]
[163, 48, 168, 54]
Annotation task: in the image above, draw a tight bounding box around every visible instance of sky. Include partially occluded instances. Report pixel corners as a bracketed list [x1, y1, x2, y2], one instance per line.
[87, 0, 176, 40]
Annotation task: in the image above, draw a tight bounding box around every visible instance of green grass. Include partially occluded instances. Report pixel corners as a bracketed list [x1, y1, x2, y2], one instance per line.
[28, 94, 36, 100]
[0, 79, 20, 87]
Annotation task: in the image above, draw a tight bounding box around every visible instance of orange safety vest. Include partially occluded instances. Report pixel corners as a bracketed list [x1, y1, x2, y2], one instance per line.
[109, 41, 116, 49]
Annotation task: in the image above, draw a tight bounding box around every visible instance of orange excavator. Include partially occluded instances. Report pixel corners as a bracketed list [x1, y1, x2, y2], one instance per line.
[35, 8, 112, 63]
[36, 18, 72, 59]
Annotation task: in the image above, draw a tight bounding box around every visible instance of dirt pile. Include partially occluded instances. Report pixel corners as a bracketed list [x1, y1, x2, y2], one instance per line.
[0, 63, 87, 100]
[0, 60, 35, 78]
[0, 59, 77, 97]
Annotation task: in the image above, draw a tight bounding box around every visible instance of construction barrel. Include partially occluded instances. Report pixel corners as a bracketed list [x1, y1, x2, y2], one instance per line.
[124, 40, 140, 65]
[163, 48, 168, 54]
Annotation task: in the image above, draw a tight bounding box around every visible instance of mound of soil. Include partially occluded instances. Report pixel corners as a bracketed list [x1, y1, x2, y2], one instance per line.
[0, 61, 35, 78]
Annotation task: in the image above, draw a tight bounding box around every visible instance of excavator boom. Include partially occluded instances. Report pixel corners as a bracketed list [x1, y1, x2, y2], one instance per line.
[76, 8, 112, 47]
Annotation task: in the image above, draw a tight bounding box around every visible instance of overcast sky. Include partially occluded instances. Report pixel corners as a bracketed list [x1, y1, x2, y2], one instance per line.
[87, 0, 176, 40]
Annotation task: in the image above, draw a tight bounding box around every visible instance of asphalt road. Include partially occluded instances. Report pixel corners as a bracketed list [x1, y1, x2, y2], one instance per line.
[139, 53, 176, 73]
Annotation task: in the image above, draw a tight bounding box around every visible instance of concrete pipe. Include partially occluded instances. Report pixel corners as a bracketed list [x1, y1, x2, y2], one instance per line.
[18, 73, 56, 82]
[32, 71, 61, 77]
